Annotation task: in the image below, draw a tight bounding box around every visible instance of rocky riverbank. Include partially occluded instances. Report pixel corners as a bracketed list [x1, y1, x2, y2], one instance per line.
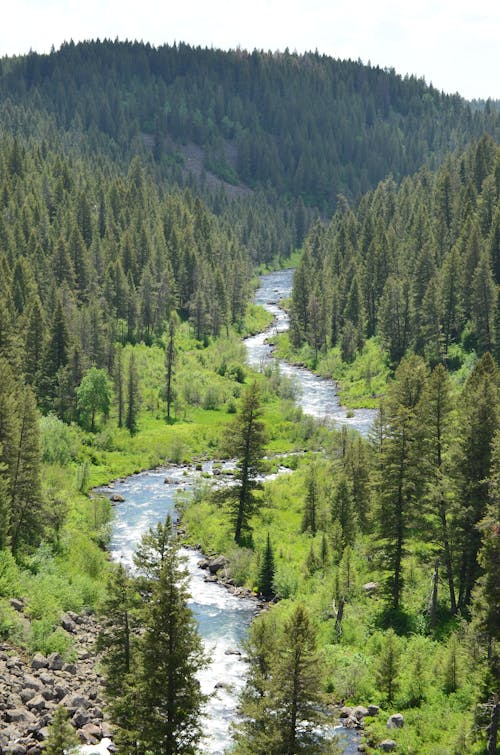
[0, 606, 111, 754]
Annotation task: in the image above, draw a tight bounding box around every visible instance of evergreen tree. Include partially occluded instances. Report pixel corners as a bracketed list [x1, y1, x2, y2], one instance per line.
[233, 605, 329, 754]
[136, 525, 207, 754]
[43, 706, 79, 754]
[225, 381, 266, 544]
[257, 533, 275, 599]
[9, 386, 43, 552]
[97, 563, 141, 748]
[301, 461, 320, 536]
[421, 363, 457, 613]
[165, 313, 178, 422]
[456, 353, 498, 610]
[376, 628, 401, 704]
[374, 356, 427, 610]
[125, 351, 140, 435]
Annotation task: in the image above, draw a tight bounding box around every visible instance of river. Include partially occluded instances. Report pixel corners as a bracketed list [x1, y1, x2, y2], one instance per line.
[246, 268, 377, 436]
[102, 269, 374, 754]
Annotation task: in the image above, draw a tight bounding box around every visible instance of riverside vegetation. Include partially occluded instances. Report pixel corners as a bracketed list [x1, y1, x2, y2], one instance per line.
[0, 39, 498, 755]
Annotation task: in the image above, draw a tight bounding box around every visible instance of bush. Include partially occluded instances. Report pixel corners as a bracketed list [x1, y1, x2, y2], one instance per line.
[0, 550, 21, 597]
[40, 414, 78, 465]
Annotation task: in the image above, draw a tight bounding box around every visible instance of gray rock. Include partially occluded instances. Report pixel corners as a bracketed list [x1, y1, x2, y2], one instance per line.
[47, 652, 64, 671]
[379, 740, 397, 752]
[20, 688, 37, 704]
[31, 654, 48, 670]
[208, 555, 228, 574]
[367, 704, 380, 716]
[34, 727, 49, 742]
[27, 694, 46, 712]
[63, 663, 77, 675]
[362, 581, 379, 594]
[23, 675, 42, 691]
[6, 656, 22, 669]
[5, 743, 27, 754]
[110, 493, 125, 502]
[9, 598, 24, 613]
[62, 693, 90, 712]
[387, 713, 404, 729]
[81, 722, 101, 741]
[5, 709, 37, 725]
[38, 672, 54, 686]
[353, 705, 369, 720]
[339, 706, 353, 718]
[73, 709, 91, 728]
[343, 715, 362, 729]
[61, 614, 77, 633]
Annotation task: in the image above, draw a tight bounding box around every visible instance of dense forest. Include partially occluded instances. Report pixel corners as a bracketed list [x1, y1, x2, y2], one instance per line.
[0, 38, 498, 755]
[1, 40, 500, 214]
[289, 134, 500, 367]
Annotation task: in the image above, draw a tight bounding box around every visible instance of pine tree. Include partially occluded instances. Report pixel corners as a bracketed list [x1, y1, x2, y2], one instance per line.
[136, 527, 207, 754]
[125, 351, 140, 436]
[421, 363, 457, 613]
[331, 473, 356, 550]
[97, 563, 141, 747]
[165, 313, 178, 422]
[9, 386, 43, 552]
[376, 628, 401, 704]
[269, 604, 326, 754]
[375, 355, 427, 610]
[233, 605, 329, 754]
[43, 706, 79, 754]
[257, 533, 275, 599]
[225, 381, 266, 544]
[301, 461, 320, 536]
[456, 353, 498, 610]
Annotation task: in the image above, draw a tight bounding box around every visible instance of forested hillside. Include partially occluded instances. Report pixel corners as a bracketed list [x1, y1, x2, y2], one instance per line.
[1, 40, 500, 214]
[290, 134, 500, 368]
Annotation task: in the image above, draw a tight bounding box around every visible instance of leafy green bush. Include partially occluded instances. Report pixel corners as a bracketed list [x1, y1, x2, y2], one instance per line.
[40, 414, 79, 465]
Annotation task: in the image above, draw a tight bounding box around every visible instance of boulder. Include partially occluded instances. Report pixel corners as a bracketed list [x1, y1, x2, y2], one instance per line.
[110, 493, 125, 502]
[379, 740, 397, 752]
[23, 674, 42, 691]
[73, 708, 91, 728]
[5, 743, 27, 754]
[367, 704, 380, 716]
[27, 694, 47, 712]
[20, 687, 37, 704]
[47, 652, 64, 671]
[339, 706, 353, 718]
[5, 709, 37, 725]
[353, 705, 369, 720]
[61, 614, 77, 633]
[78, 722, 101, 744]
[208, 555, 228, 574]
[31, 653, 48, 670]
[387, 713, 404, 729]
[9, 598, 24, 612]
[362, 581, 379, 594]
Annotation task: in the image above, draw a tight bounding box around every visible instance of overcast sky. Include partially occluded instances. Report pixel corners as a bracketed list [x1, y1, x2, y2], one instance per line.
[1, 0, 499, 101]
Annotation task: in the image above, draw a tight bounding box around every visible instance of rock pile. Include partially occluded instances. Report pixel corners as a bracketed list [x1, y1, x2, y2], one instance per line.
[0, 610, 112, 754]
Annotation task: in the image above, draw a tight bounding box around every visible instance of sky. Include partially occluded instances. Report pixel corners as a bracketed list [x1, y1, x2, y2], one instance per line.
[1, 0, 499, 101]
